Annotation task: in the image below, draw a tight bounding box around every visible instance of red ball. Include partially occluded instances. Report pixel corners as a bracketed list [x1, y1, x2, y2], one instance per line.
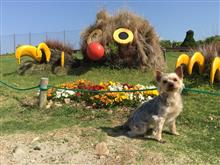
[86, 42, 105, 61]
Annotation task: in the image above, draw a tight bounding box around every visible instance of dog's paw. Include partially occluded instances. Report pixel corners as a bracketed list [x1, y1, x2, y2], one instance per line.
[158, 139, 166, 144]
[127, 131, 136, 138]
[144, 135, 153, 139]
[172, 132, 180, 136]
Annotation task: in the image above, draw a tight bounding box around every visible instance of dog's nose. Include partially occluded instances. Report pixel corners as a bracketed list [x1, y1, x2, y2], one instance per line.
[168, 82, 174, 88]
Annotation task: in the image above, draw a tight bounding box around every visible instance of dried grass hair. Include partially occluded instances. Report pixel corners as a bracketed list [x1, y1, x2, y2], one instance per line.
[45, 40, 74, 55]
[81, 9, 165, 71]
[192, 41, 220, 71]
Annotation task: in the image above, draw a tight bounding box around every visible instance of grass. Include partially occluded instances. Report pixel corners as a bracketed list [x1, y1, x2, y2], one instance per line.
[0, 52, 220, 164]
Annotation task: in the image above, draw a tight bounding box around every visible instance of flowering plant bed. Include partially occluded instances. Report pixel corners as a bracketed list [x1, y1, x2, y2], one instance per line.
[47, 80, 158, 108]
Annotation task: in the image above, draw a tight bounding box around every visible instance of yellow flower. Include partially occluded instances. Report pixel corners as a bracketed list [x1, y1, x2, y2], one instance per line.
[114, 93, 128, 102]
[109, 81, 115, 85]
[144, 90, 159, 96]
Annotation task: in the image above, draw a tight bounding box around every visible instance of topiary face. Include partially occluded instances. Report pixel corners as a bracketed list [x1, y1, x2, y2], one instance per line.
[80, 10, 165, 71]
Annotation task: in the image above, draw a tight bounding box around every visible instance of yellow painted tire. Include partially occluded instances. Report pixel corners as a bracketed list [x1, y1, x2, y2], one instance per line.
[188, 52, 205, 75]
[87, 29, 103, 44]
[15, 45, 42, 64]
[61, 51, 65, 67]
[176, 54, 190, 68]
[210, 57, 220, 84]
[38, 42, 51, 62]
[113, 28, 134, 44]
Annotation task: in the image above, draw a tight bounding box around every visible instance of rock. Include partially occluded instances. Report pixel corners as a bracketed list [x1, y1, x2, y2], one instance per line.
[99, 155, 106, 159]
[46, 100, 53, 109]
[64, 98, 71, 104]
[95, 142, 109, 157]
[54, 102, 62, 107]
[115, 155, 121, 160]
[31, 137, 40, 143]
[208, 116, 214, 121]
[13, 145, 26, 159]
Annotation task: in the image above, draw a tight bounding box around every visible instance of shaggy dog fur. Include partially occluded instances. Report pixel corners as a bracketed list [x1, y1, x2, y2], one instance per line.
[123, 67, 184, 142]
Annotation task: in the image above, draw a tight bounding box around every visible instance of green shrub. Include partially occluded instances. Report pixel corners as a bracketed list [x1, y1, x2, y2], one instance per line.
[204, 35, 220, 43]
[181, 30, 197, 48]
[160, 40, 172, 48]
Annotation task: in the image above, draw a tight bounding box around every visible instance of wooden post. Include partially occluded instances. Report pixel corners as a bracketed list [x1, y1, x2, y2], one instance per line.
[39, 77, 49, 109]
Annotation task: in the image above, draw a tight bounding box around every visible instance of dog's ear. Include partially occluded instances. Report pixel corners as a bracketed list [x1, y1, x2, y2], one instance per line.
[175, 66, 183, 79]
[156, 70, 162, 82]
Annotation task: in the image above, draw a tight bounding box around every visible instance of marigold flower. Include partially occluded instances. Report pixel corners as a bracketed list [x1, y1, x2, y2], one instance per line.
[47, 79, 157, 108]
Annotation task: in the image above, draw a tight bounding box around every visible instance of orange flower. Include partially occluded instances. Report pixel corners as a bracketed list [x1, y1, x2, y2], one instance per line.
[47, 88, 54, 97]
[106, 92, 118, 98]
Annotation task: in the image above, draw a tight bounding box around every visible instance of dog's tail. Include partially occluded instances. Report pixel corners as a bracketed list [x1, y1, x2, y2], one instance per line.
[113, 124, 130, 131]
[103, 121, 130, 137]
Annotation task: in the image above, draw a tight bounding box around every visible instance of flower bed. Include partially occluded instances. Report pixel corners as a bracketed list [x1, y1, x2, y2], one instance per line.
[48, 80, 158, 108]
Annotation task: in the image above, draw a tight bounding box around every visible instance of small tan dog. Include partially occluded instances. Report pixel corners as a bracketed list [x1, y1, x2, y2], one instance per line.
[124, 66, 184, 142]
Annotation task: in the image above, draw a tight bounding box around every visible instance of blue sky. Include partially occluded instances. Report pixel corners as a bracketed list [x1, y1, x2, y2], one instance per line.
[0, 0, 219, 52]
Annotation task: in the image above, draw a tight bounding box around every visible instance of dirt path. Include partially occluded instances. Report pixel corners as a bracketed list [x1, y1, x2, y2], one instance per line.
[0, 126, 170, 165]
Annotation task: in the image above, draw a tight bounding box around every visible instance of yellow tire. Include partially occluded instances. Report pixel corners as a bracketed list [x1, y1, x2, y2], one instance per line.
[87, 29, 103, 44]
[15, 45, 42, 64]
[210, 57, 220, 84]
[188, 52, 205, 75]
[38, 42, 51, 62]
[176, 54, 190, 68]
[113, 28, 134, 44]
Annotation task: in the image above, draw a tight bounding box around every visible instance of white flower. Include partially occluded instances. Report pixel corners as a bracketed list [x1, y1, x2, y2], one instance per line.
[117, 85, 123, 91]
[146, 85, 157, 89]
[66, 90, 76, 96]
[147, 96, 153, 100]
[124, 85, 128, 90]
[136, 84, 145, 89]
[61, 93, 68, 98]
[128, 93, 134, 100]
[55, 89, 65, 98]
[55, 92, 62, 99]
[108, 86, 116, 91]
[138, 94, 145, 101]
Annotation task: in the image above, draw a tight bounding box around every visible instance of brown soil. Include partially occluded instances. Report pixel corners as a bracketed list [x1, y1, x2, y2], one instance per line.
[0, 126, 169, 165]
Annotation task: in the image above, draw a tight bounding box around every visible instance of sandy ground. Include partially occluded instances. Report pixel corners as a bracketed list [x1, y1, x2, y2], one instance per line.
[0, 126, 171, 165]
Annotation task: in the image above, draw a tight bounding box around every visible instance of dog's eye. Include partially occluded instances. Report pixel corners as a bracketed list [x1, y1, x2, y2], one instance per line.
[173, 78, 177, 82]
[163, 80, 167, 84]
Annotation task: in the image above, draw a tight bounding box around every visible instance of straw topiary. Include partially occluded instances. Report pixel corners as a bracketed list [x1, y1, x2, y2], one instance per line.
[80, 9, 165, 71]
[193, 41, 220, 72]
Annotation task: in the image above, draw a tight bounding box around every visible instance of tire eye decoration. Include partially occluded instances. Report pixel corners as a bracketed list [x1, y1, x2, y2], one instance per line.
[113, 28, 134, 44]
[87, 29, 103, 44]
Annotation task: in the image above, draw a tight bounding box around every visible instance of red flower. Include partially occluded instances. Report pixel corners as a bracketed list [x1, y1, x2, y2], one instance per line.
[76, 92, 81, 97]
